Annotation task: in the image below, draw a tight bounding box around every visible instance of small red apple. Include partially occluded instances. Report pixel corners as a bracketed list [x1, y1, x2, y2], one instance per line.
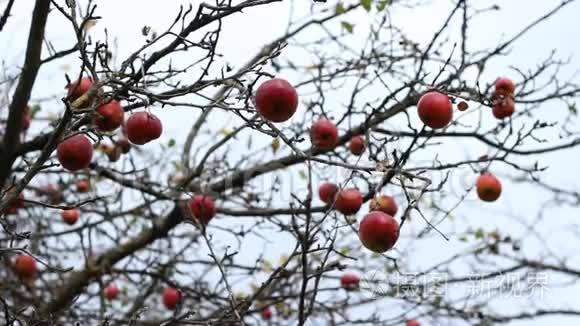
[61, 209, 80, 225]
[318, 183, 339, 205]
[349, 135, 365, 155]
[189, 195, 216, 225]
[57, 134, 93, 171]
[495, 77, 515, 96]
[116, 138, 131, 154]
[340, 272, 360, 290]
[476, 172, 502, 202]
[369, 195, 398, 216]
[7, 193, 25, 215]
[492, 96, 515, 119]
[406, 320, 421, 326]
[162, 287, 181, 310]
[104, 284, 119, 300]
[67, 77, 93, 101]
[14, 254, 36, 279]
[125, 112, 163, 145]
[334, 188, 363, 215]
[94, 100, 124, 132]
[417, 91, 453, 129]
[77, 180, 90, 193]
[457, 101, 469, 112]
[310, 118, 338, 150]
[359, 211, 399, 253]
[261, 306, 273, 320]
[255, 78, 298, 123]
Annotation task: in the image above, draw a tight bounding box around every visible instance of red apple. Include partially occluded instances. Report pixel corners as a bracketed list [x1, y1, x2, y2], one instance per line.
[125, 112, 163, 145]
[14, 254, 36, 279]
[116, 138, 131, 154]
[318, 183, 338, 205]
[7, 193, 25, 215]
[162, 287, 181, 310]
[369, 195, 398, 216]
[340, 272, 360, 290]
[261, 306, 273, 320]
[349, 135, 365, 155]
[104, 284, 119, 300]
[359, 211, 399, 253]
[189, 195, 216, 225]
[334, 188, 363, 215]
[495, 77, 515, 96]
[492, 96, 515, 119]
[476, 172, 502, 202]
[57, 134, 93, 171]
[406, 320, 421, 326]
[457, 101, 469, 112]
[67, 77, 93, 101]
[417, 91, 453, 129]
[94, 100, 124, 132]
[77, 180, 90, 193]
[255, 78, 298, 123]
[310, 118, 338, 150]
[61, 209, 80, 225]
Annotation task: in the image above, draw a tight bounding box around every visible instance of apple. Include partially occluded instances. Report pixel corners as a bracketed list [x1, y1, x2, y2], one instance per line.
[261, 306, 273, 320]
[77, 180, 90, 193]
[369, 195, 398, 216]
[57, 134, 93, 171]
[349, 135, 365, 155]
[255, 78, 298, 122]
[340, 272, 360, 290]
[94, 100, 124, 132]
[417, 91, 453, 129]
[7, 193, 25, 215]
[318, 182, 339, 205]
[476, 172, 502, 202]
[61, 209, 80, 225]
[310, 118, 338, 150]
[406, 320, 420, 326]
[104, 284, 119, 300]
[334, 188, 363, 215]
[189, 195, 216, 225]
[125, 112, 163, 145]
[162, 287, 181, 310]
[66, 77, 93, 101]
[14, 254, 36, 279]
[359, 211, 399, 253]
[492, 96, 515, 119]
[457, 101, 468, 112]
[495, 77, 515, 96]
[116, 138, 131, 154]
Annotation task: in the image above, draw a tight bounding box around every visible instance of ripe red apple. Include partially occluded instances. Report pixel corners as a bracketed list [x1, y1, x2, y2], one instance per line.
[495, 77, 515, 96]
[61, 209, 80, 225]
[162, 287, 181, 310]
[77, 180, 90, 193]
[318, 182, 339, 205]
[14, 254, 36, 279]
[57, 134, 93, 171]
[334, 188, 363, 215]
[349, 135, 365, 155]
[476, 172, 502, 202]
[492, 96, 515, 119]
[255, 78, 298, 122]
[417, 91, 453, 129]
[261, 306, 273, 320]
[359, 211, 399, 253]
[340, 272, 360, 290]
[369, 195, 398, 216]
[94, 100, 124, 132]
[67, 77, 93, 101]
[406, 320, 421, 326]
[189, 195, 216, 225]
[7, 193, 25, 215]
[104, 284, 119, 300]
[310, 118, 338, 150]
[125, 112, 163, 145]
